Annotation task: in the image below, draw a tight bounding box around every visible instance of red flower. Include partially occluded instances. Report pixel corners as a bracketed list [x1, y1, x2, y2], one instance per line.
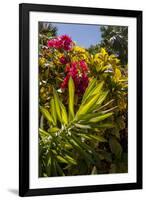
[61, 60, 89, 95]
[79, 60, 88, 72]
[47, 35, 74, 51]
[59, 56, 68, 64]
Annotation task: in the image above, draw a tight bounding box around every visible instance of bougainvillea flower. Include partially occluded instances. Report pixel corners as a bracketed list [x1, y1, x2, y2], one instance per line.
[61, 60, 89, 95]
[47, 35, 74, 51]
[59, 35, 73, 51]
[79, 60, 88, 72]
[47, 38, 61, 48]
[59, 56, 68, 64]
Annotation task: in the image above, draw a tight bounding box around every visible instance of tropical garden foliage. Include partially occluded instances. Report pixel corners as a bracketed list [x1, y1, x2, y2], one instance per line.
[39, 23, 128, 177]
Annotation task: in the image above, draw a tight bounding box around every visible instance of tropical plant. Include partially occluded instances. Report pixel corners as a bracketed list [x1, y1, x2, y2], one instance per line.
[39, 77, 117, 176]
[38, 23, 128, 177]
[100, 26, 128, 66]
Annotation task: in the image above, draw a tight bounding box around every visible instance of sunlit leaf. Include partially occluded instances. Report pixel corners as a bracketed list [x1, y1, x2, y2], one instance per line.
[60, 101, 68, 125]
[53, 88, 62, 122]
[50, 98, 57, 126]
[40, 106, 54, 125]
[56, 155, 69, 164]
[114, 68, 121, 82]
[68, 77, 75, 121]
[89, 112, 113, 123]
[82, 78, 96, 103]
[48, 127, 60, 133]
[76, 92, 102, 118]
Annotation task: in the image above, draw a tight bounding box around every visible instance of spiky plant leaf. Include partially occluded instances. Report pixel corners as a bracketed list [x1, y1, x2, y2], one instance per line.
[53, 88, 62, 122]
[50, 98, 57, 126]
[68, 77, 75, 121]
[40, 106, 54, 125]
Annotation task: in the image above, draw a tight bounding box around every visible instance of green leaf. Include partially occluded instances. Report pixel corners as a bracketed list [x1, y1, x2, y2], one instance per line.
[40, 114, 44, 129]
[53, 88, 62, 122]
[60, 101, 68, 125]
[95, 91, 109, 106]
[76, 82, 106, 119]
[109, 136, 122, 159]
[86, 134, 107, 142]
[82, 78, 96, 103]
[74, 123, 92, 129]
[55, 162, 65, 176]
[48, 127, 60, 133]
[76, 92, 102, 119]
[66, 136, 93, 165]
[94, 99, 114, 112]
[52, 159, 57, 176]
[114, 68, 121, 82]
[40, 106, 54, 125]
[39, 128, 49, 137]
[89, 112, 113, 123]
[90, 81, 104, 97]
[56, 155, 69, 164]
[46, 154, 52, 176]
[64, 155, 77, 165]
[39, 128, 56, 141]
[77, 112, 101, 121]
[50, 98, 57, 126]
[68, 77, 75, 121]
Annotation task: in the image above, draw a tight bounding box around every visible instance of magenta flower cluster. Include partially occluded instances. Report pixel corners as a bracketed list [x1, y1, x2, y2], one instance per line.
[47, 34, 89, 95]
[61, 61, 89, 94]
[47, 35, 74, 51]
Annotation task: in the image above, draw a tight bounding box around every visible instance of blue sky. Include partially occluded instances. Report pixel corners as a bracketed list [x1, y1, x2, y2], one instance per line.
[51, 23, 101, 48]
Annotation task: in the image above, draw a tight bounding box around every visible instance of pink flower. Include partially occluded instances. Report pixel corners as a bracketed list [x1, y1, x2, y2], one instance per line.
[59, 35, 73, 51]
[59, 56, 68, 64]
[47, 38, 61, 48]
[79, 60, 88, 72]
[61, 60, 89, 95]
[47, 35, 74, 51]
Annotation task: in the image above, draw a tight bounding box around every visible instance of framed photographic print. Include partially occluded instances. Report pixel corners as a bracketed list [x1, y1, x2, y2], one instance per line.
[19, 3, 142, 197]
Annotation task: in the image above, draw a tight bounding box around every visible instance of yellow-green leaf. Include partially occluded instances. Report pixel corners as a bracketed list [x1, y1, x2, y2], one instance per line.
[40, 106, 54, 125]
[114, 68, 121, 82]
[87, 134, 107, 142]
[48, 127, 60, 133]
[53, 88, 62, 122]
[89, 112, 113, 123]
[68, 77, 75, 121]
[74, 123, 91, 129]
[64, 155, 77, 165]
[60, 101, 68, 125]
[50, 98, 57, 126]
[91, 81, 104, 96]
[56, 155, 69, 164]
[76, 91, 102, 118]
[95, 91, 109, 106]
[39, 128, 49, 137]
[82, 78, 96, 103]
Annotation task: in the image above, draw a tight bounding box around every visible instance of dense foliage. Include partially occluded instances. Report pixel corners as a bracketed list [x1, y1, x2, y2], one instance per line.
[88, 26, 128, 66]
[39, 23, 128, 177]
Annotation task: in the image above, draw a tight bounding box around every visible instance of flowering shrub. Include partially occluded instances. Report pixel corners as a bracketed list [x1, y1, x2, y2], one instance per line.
[61, 61, 89, 94]
[39, 30, 128, 176]
[47, 35, 74, 51]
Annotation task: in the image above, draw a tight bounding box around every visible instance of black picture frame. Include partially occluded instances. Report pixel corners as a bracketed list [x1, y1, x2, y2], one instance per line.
[19, 3, 143, 197]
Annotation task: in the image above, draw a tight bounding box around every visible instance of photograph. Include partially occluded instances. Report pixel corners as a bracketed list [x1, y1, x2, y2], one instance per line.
[38, 22, 128, 177]
[19, 3, 142, 196]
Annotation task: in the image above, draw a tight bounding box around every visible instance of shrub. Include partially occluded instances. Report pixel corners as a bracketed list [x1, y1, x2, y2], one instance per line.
[39, 32, 128, 176]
